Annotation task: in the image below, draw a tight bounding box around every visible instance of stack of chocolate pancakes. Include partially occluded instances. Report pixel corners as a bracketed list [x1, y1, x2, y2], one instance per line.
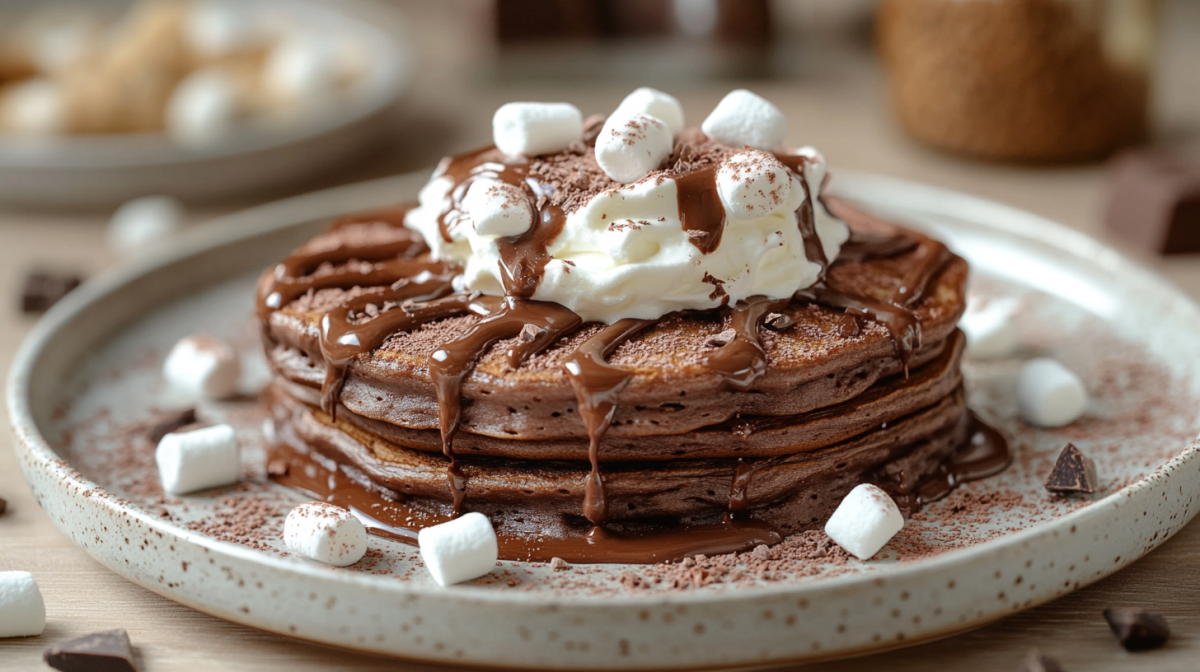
[258, 133, 1008, 563]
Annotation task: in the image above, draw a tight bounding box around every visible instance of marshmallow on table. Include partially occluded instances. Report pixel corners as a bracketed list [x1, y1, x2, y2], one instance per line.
[492, 102, 583, 157]
[163, 334, 241, 400]
[1017, 357, 1087, 428]
[614, 87, 685, 137]
[716, 150, 793, 220]
[418, 512, 499, 586]
[284, 502, 368, 567]
[960, 298, 1020, 359]
[155, 424, 241, 495]
[701, 89, 787, 151]
[107, 195, 185, 254]
[595, 111, 673, 184]
[463, 178, 534, 237]
[0, 571, 46, 638]
[824, 484, 904, 561]
[0, 78, 66, 135]
[166, 67, 241, 147]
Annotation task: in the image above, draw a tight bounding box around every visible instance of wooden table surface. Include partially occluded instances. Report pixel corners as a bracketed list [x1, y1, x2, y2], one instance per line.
[3, 1, 1200, 670]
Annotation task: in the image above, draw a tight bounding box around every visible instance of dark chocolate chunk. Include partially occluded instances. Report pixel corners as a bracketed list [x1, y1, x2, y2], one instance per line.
[705, 328, 737, 348]
[147, 408, 197, 445]
[1044, 443, 1098, 494]
[1019, 649, 1064, 672]
[519, 323, 546, 343]
[44, 628, 137, 672]
[1104, 607, 1170, 651]
[0, 495, 7, 514]
[21, 271, 82, 314]
[763, 312, 793, 330]
[266, 459, 289, 477]
[1105, 151, 1200, 255]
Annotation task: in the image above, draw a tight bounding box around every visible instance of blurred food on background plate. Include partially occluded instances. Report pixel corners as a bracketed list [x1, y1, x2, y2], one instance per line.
[0, 0, 371, 147]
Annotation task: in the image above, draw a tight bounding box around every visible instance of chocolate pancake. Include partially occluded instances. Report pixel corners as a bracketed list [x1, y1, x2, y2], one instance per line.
[256, 132, 1009, 562]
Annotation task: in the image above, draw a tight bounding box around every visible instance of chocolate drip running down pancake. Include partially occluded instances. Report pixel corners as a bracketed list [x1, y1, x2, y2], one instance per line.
[256, 135, 1009, 562]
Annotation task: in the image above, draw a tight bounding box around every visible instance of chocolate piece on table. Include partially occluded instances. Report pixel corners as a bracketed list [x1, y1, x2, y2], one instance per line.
[1019, 649, 1064, 672]
[147, 408, 197, 445]
[43, 628, 138, 672]
[21, 271, 83, 314]
[1044, 443, 1097, 494]
[1104, 607, 1170, 651]
[0, 495, 6, 514]
[1105, 152, 1200, 255]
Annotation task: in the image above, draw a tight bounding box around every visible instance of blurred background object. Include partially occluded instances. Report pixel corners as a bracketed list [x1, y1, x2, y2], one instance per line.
[878, 0, 1158, 163]
[0, 0, 411, 207]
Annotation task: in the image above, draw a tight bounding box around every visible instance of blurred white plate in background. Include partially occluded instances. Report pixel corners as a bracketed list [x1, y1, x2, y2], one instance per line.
[0, 0, 412, 208]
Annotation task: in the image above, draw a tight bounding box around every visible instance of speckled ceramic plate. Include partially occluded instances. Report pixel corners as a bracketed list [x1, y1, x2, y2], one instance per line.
[10, 171, 1200, 670]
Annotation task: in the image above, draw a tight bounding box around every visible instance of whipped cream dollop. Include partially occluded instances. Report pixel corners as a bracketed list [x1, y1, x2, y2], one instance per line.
[404, 89, 850, 324]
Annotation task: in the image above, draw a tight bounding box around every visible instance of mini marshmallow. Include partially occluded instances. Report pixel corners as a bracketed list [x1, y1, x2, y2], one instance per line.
[264, 33, 342, 106]
[283, 502, 368, 567]
[788, 145, 827, 194]
[418, 512, 498, 587]
[1017, 357, 1087, 428]
[0, 78, 65, 135]
[155, 424, 240, 495]
[716, 149, 793, 220]
[492, 102, 583, 157]
[595, 111, 673, 184]
[614, 87, 685, 137]
[824, 484, 904, 561]
[0, 571, 46, 638]
[166, 67, 240, 147]
[701, 89, 787, 151]
[107, 195, 185, 254]
[961, 298, 1020, 359]
[163, 334, 241, 400]
[463, 178, 534, 237]
[185, 0, 267, 58]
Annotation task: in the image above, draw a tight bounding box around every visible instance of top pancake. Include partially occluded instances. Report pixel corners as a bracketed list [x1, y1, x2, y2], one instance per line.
[262, 203, 968, 442]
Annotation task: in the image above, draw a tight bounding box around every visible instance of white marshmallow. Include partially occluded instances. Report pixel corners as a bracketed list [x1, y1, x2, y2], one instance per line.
[701, 89, 787, 151]
[185, 1, 267, 58]
[418, 512, 498, 587]
[824, 484, 904, 561]
[463, 178, 534, 237]
[1017, 357, 1087, 428]
[0, 78, 66, 135]
[614, 87, 685, 137]
[107, 195, 185, 254]
[788, 145, 827, 194]
[492, 102, 583, 157]
[283, 502, 368, 567]
[264, 33, 342, 106]
[961, 298, 1020, 359]
[166, 68, 240, 147]
[0, 571, 45, 638]
[163, 334, 241, 400]
[595, 112, 673, 184]
[716, 149, 793, 220]
[155, 424, 241, 495]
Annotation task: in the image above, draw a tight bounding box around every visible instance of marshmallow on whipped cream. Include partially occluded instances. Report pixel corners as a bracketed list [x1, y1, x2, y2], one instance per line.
[404, 88, 849, 324]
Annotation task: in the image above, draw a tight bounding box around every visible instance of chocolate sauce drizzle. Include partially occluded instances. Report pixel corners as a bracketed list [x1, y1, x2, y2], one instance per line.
[259, 140, 1000, 551]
